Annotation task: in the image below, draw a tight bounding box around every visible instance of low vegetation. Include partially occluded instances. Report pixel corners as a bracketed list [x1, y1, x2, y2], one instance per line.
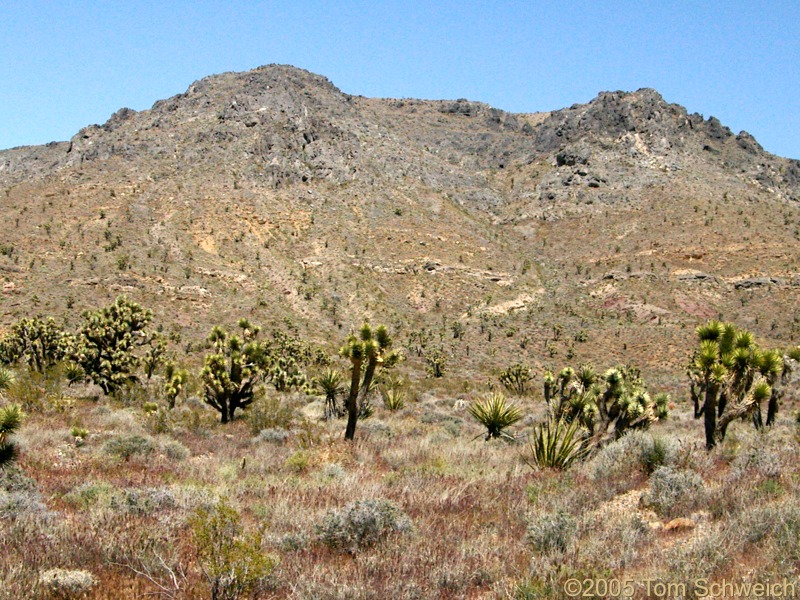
[0, 301, 799, 598]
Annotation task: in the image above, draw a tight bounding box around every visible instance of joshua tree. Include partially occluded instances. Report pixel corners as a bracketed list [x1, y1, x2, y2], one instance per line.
[164, 360, 189, 409]
[544, 362, 668, 448]
[72, 296, 155, 394]
[688, 320, 781, 449]
[340, 323, 399, 440]
[200, 320, 270, 423]
[499, 362, 532, 396]
[142, 333, 167, 380]
[0, 316, 73, 373]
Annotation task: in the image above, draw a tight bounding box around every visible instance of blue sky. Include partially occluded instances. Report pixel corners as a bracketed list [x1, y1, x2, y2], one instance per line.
[1, 1, 798, 158]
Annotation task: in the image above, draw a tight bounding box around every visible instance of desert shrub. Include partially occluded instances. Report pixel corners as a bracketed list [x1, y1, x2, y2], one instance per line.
[0, 487, 49, 520]
[526, 509, 577, 555]
[252, 427, 290, 444]
[162, 439, 190, 461]
[189, 497, 275, 600]
[641, 466, 705, 518]
[63, 481, 117, 509]
[666, 526, 731, 597]
[245, 394, 296, 435]
[468, 393, 522, 440]
[579, 513, 652, 570]
[285, 450, 310, 473]
[584, 431, 678, 483]
[103, 434, 155, 461]
[315, 499, 412, 552]
[39, 568, 96, 599]
[278, 532, 309, 552]
[113, 487, 178, 515]
[5, 368, 70, 413]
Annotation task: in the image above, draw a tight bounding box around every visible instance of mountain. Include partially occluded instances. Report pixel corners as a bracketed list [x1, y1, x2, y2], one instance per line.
[1, 64, 799, 390]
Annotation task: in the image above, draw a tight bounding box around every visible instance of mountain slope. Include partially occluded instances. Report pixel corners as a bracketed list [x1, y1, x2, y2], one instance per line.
[1, 64, 799, 390]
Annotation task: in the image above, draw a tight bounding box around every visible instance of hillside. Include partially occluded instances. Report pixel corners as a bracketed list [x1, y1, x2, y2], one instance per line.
[1, 64, 800, 391]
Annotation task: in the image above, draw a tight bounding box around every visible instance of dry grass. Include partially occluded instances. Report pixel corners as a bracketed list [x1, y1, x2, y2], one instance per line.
[1, 364, 799, 599]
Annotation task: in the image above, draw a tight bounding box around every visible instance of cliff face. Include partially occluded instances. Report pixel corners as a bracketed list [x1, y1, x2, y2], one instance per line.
[1, 65, 799, 386]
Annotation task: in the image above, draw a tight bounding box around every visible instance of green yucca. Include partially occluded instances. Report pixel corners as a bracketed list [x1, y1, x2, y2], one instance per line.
[315, 368, 344, 419]
[468, 393, 522, 440]
[382, 389, 406, 411]
[0, 404, 23, 468]
[0, 366, 14, 392]
[526, 418, 591, 470]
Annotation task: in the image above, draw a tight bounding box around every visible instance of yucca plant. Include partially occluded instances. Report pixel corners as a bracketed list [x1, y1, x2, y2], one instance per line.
[315, 368, 344, 419]
[382, 389, 406, 411]
[468, 393, 522, 440]
[0, 366, 14, 391]
[0, 404, 23, 468]
[526, 418, 591, 470]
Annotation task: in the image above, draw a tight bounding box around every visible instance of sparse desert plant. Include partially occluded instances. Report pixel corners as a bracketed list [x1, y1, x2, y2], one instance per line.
[499, 362, 532, 395]
[0, 366, 14, 391]
[200, 319, 271, 423]
[189, 497, 275, 600]
[468, 393, 522, 440]
[526, 417, 591, 470]
[0, 404, 23, 468]
[340, 322, 399, 440]
[688, 320, 784, 449]
[72, 296, 156, 394]
[315, 499, 412, 552]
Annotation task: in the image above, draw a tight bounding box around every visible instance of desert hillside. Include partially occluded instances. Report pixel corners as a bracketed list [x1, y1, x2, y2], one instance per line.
[2, 65, 799, 391]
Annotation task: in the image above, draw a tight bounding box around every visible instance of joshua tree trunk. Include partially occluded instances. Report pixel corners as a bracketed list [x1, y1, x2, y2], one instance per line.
[344, 358, 362, 441]
[704, 382, 719, 450]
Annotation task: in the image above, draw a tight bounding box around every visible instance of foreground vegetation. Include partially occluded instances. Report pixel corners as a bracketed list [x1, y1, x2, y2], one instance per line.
[1, 298, 799, 598]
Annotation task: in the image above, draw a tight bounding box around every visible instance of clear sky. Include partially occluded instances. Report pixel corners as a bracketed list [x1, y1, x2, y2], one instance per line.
[1, 1, 798, 158]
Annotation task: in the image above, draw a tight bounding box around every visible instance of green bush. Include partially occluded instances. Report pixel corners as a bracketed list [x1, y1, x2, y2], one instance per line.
[103, 434, 155, 461]
[189, 497, 275, 600]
